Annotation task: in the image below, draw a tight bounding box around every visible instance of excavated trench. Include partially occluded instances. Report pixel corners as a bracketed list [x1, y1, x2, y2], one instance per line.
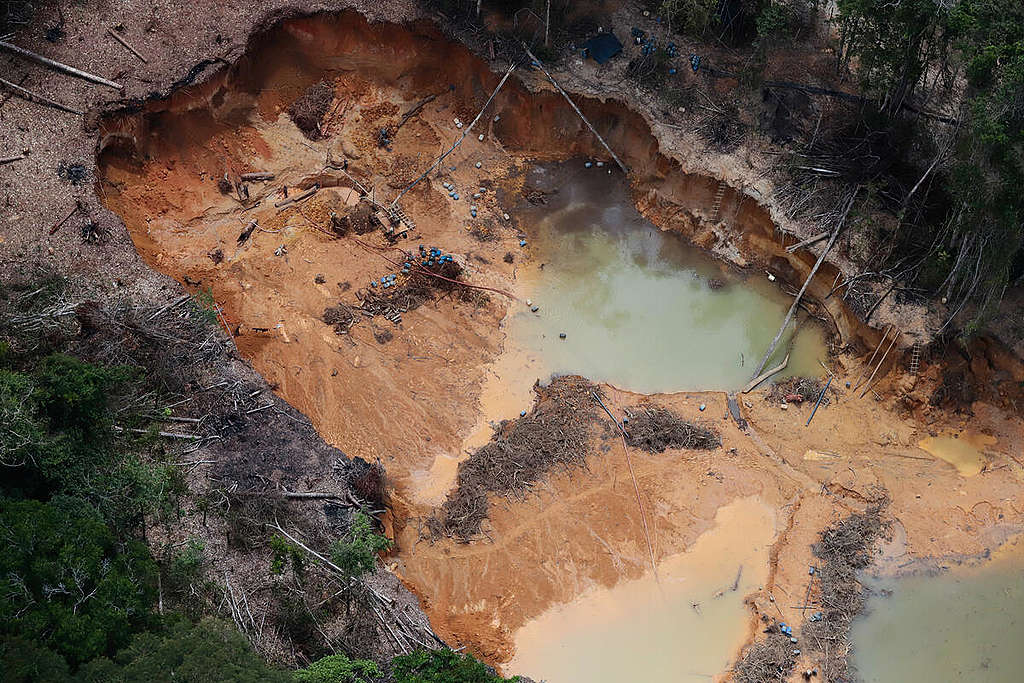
[96, 10, 911, 679]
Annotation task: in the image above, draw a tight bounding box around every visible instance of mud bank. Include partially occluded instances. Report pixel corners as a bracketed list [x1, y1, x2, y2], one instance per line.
[94, 9, 1024, 679]
[96, 10, 882, 352]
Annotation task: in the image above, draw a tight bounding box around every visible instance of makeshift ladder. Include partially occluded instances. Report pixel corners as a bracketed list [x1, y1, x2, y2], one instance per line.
[908, 340, 923, 376]
[711, 180, 727, 222]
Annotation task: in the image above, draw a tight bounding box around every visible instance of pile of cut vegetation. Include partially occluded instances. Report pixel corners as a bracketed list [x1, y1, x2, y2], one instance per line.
[624, 405, 720, 452]
[732, 627, 797, 683]
[801, 503, 889, 680]
[428, 376, 599, 541]
[322, 302, 358, 334]
[767, 376, 829, 405]
[288, 80, 334, 139]
[733, 501, 889, 683]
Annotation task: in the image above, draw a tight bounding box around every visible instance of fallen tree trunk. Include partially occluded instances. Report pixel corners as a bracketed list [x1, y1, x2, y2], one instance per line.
[523, 44, 629, 174]
[0, 40, 122, 90]
[0, 77, 84, 115]
[786, 231, 829, 253]
[742, 353, 790, 394]
[752, 189, 857, 377]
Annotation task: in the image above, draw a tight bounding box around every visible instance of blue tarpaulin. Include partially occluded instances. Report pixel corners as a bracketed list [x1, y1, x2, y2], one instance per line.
[582, 32, 623, 65]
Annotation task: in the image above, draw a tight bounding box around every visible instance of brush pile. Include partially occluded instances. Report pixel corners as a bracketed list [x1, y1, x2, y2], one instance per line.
[768, 377, 829, 405]
[733, 626, 797, 683]
[288, 80, 334, 139]
[322, 303, 357, 334]
[624, 406, 720, 452]
[427, 376, 599, 541]
[733, 503, 887, 682]
[801, 502, 888, 680]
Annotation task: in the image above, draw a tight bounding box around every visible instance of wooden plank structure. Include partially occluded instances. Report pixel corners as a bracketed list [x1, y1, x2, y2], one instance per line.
[374, 202, 415, 239]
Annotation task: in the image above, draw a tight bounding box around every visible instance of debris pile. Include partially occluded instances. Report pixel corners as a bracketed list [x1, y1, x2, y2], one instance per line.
[322, 303, 357, 334]
[732, 625, 797, 683]
[624, 405, 720, 452]
[357, 246, 481, 325]
[801, 504, 888, 680]
[288, 80, 334, 139]
[768, 377, 829, 406]
[427, 376, 600, 541]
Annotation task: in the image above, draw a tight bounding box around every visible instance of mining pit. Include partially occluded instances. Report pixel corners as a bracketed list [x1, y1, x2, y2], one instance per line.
[96, 10, 1024, 681]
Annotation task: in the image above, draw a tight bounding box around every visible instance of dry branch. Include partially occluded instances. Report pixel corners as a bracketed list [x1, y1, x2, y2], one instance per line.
[393, 63, 516, 205]
[743, 353, 790, 394]
[0, 40, 122, 90]
[106, 28, 147, 63]
[785, 231, 829, 253]
[0, 76, 84, 115]
[752, 189, 857, 377]
[523, 44, 628, 174]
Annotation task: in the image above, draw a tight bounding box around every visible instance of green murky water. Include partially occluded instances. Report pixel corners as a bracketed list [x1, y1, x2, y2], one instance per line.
[506, 164, 827, 393]
[851, 540, 1024, 682]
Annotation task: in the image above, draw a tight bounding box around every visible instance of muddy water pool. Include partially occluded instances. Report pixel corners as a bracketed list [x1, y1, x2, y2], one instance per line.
[851, 537, 1024, 682]
[501, 164, 827, 395]
[507, 497, 776, 682]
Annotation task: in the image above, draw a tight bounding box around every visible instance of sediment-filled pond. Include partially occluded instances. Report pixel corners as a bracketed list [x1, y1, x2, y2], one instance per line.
[501, 164, 827, 394]
[507, 497, 776, 682]
[851, 537, 1024, 682]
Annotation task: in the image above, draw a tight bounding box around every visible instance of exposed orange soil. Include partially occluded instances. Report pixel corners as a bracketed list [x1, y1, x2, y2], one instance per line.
[96, 11, 1024, 677]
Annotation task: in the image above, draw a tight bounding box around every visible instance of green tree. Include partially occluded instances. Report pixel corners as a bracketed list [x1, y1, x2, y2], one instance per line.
[392, 649, 519, 683]
[0, 353, 178, 530]
[756, 2, 795, 42]
[657, 0, 719, 36]
[76, 618, 291, 682]
[0, 636, 73, 683]
[937, 0, 1024, 327]
[0, 497, 157, 667]
[293, 653, 382, 683]
[835, 0, 950, 112]
[329, 513, 393, 582]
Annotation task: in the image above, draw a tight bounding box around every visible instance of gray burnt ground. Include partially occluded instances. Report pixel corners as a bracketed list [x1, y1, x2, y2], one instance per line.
[0, 270, 440, 664]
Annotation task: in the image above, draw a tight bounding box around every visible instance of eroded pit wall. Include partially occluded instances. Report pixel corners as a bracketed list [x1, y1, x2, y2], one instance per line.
[97, 9, 885, 359]
[89, 8, 1024, 671]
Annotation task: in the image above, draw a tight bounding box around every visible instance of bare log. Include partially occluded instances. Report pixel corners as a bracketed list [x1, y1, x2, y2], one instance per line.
[0, 154, 25, 164]
[0, 77, 84, 115]
[859, 330, 901, 399]
[275, 184, 319, 209]
[752, 190, 857, 377]
[852, 326, 891, 391]
[282, 491, 344, 500]
[240, 172, 275, 182]
[49, 202, 83, 235]
[0, 40, 122, 90]
[742, 353, 790, 394]
[785, 231, 829, 253]
[146, 294, 190, 321]
[114, 426, 205, 440]
[394, 93, 438, 133]
[393, 63, 517, 205]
